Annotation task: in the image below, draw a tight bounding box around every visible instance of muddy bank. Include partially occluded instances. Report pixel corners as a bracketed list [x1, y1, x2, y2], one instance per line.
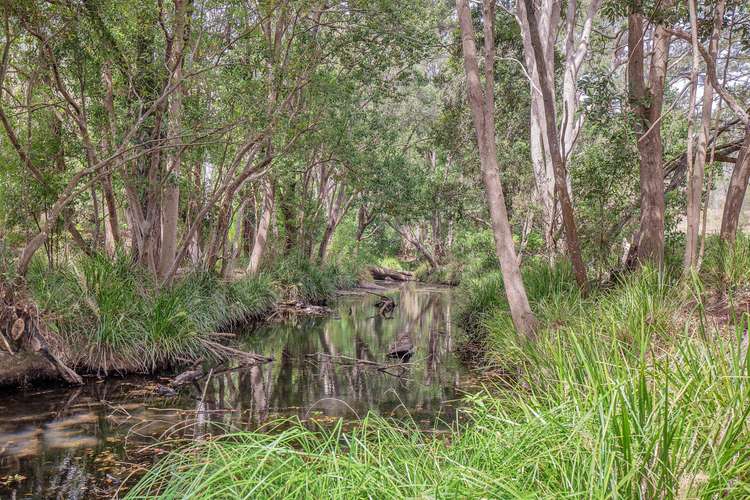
[0, 279, 377, 388]
[0, 352, 58, 386]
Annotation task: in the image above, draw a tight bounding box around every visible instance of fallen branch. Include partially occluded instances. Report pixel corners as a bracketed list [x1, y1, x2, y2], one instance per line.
[199, 338, 273, 365]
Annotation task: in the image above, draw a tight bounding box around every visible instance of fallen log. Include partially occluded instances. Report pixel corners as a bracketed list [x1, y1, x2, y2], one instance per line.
[368, 266, 414, 282]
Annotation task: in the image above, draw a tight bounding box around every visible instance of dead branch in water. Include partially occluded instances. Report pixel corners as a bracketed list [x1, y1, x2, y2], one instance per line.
[199, 338, 273, 365]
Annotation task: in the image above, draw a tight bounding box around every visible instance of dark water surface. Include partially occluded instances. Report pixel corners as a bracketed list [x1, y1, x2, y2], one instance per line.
[0, 283, 471, 498]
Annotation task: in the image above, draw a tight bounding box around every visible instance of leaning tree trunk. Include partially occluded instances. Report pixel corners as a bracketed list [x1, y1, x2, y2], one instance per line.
[720, 123, 750, 243]
[521, 0, 588, 293]
[518, 0, 558, 257]
[456, 0, 536, 338]
[247, 179, 275, 275]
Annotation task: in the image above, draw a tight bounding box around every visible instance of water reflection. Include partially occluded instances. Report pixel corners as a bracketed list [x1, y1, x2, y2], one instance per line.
[0, 283, 466, 498]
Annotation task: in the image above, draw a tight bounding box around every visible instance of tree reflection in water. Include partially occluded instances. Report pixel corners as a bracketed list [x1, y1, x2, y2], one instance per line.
[0, 284, 467, 498]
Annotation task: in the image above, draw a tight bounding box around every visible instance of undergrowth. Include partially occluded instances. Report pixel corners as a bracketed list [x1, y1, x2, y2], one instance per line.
[26, 252, 360, 374]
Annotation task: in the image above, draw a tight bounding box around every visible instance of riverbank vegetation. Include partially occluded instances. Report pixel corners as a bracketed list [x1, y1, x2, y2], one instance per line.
[23, 252, 361, 375]
[2, 0, 750, 496]
[127, 240, 750, 498]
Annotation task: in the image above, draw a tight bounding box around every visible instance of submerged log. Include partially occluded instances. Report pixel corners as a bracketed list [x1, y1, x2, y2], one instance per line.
[368, 266, 415, 282]
[387, 332, 414, 361]
[367, 291, 396, 317]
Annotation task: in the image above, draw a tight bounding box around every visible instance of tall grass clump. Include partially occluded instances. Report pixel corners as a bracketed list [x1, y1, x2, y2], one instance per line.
[701, 234, 750, 291]
[271, 254, 361, 304]
[455, 258, 580, 346]
[130, 264, 750, 498]
[26, 253, 280, 374]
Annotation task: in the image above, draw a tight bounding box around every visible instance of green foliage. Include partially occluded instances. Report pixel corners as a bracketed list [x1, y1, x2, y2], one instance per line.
[455, 258, 579, 336]
[270, 254, 362, 304]
[701, 233, 750, 291]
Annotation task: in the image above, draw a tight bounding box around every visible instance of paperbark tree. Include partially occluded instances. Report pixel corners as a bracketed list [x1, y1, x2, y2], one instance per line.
[521, 0, 588, 292]
[247, 178, 275, 275]
[456, 0, 536, 337]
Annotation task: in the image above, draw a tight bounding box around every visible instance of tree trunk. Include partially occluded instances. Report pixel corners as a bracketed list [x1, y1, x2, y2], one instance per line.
[627, 2, 672, 267]
[518, 0, 558, 256]
[100, 61, 121, 256]
[247, 179, 275, 274]
[684, 0, 724, 269]
[159, 0, 191, 281]
[101, 175, 119, 256]
[720, 122, 750, 243]
[521, 0, 588, 292]
[456, 0, 536, 337]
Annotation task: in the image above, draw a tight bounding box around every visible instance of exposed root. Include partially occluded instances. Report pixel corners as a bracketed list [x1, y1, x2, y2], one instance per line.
[0, 279, 82, 385]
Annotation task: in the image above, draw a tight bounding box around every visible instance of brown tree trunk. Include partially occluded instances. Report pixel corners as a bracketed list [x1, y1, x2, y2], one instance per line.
[456, 0, 536, 337]
[521, 0, 588, 293]
[627, 2, 672, 267]
[517, 0, 559, 257]
[720, 123, 750, 243]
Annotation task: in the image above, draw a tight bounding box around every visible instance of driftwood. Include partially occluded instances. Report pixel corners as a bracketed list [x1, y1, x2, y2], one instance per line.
[171, 359, 205, 387]
[387, 332, 414, 361]
[1, 279, 83, 385]
[271, 301, 333, 319]
[365, 291, 397, 317]
[368, 266, 415, 282]
[304, 352, 412, 379]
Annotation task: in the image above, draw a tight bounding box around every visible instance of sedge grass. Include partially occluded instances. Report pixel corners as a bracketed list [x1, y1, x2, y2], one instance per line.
[26, 252, 352, 374]
[129, 264, 750, 498]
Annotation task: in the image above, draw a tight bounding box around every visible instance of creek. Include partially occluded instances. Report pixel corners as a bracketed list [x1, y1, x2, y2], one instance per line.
[0, 282, 471, 498]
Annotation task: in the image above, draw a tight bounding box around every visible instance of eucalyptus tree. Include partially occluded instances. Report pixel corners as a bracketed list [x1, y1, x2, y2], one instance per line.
[520, 0, 588, 292]
[456, 0, 536, 337]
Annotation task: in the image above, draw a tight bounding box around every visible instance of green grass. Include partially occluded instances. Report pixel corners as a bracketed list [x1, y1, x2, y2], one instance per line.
[128, 247, 750, 498]
[269, 254, 361, 304]
[26, 252, 353, 374]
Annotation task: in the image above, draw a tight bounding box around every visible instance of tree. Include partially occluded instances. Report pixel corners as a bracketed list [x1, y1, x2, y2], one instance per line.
[626, 0, 673, 267]
[520, 0, 588, 292]
[456, 0, 536, 337]
[684, 0, 724, 270]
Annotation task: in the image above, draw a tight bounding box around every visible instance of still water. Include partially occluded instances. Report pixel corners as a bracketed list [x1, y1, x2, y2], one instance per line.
[0, 283, 470, 498]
